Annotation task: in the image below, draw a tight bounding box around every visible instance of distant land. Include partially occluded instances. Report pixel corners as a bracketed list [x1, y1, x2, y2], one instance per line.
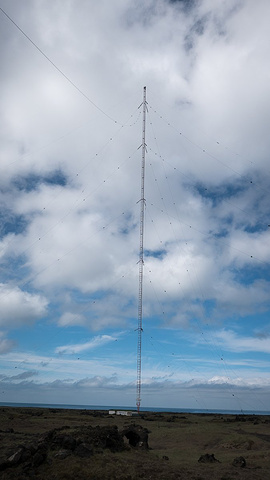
[0, 401, 269, 415]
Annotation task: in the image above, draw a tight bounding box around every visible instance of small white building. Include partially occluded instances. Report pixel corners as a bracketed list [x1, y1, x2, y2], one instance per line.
[109, 410, 134, 416]
[116, 410, 133, 416]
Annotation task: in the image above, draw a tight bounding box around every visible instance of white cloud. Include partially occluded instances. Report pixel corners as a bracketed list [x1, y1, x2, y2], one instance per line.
[55, 334, 118, 354]
[58, 312, 86, 327]
[0, 284, 48, 328]
[211, 329, 270, 354]
[208, 375, 270, 388]
[0, 331, 15, 354]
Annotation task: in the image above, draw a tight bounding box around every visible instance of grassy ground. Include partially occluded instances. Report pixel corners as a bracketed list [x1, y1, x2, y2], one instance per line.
[0, 407, 269, 479]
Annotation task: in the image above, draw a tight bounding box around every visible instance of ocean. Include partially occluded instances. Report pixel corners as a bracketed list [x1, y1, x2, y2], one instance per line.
[0, 402, 269, 415]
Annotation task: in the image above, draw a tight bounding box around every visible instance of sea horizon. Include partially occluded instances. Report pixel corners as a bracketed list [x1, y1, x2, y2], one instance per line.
[1, 401, 269, 416]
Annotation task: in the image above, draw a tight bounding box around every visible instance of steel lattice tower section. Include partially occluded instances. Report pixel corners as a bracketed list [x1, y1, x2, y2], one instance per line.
[136, 86, 147, 413]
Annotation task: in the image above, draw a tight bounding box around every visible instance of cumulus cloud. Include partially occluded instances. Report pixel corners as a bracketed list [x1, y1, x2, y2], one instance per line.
[0, 284, 48, 328]
[0, 331, 15, 354]
[1, 0, 269, 318]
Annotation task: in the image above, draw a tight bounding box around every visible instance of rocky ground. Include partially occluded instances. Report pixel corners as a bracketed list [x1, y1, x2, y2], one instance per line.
[0, 407, 269, 479]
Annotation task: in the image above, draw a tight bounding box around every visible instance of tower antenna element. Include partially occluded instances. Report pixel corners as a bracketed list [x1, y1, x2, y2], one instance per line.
[136, 86, 147, 413]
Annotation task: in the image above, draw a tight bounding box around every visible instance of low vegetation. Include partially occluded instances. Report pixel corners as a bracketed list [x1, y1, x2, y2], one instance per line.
[0, 407, 269, 479]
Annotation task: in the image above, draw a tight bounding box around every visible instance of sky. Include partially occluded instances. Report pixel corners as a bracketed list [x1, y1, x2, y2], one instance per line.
[0, 0, 270, 412]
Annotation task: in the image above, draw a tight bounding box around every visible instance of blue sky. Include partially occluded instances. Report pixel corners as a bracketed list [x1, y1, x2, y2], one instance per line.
[0, 0, 270, 412]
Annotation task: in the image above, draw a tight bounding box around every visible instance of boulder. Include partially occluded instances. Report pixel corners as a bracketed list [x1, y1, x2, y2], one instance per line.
[79, 425, 125, 452]
[122, 424, 149, 449]
[232, 456, 246, 468]
[32, 451, 46, 467]
[51, 434, 77, 451]
[0, 459, 8, 472]
[54, 449, 72, 460]
[198, 453, 220, 463]
[7, 448, 24, 465]
[74, 443, 93, 458]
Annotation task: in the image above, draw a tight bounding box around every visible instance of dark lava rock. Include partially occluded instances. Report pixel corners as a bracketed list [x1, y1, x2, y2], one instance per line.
[4, 436, 49, 471]
[25, 442, 38, 455]
[19, 448, 32, 463]
[122, 424, 149, 449]
[32, 451, 46, 467]
[198, 453, 220, 463]
[7, 448, 24, 465]
[1, 423, 131, 473]
[36, 440, 48, 454]
[38, 429, 56, 444]
[0, 459, 8, 471]
[103, 426, 125, 452]
[74, 443, 93, 458]
[232, 456, 246, 468]
[54, 449, 72, 459]
[51, 434, 77, 451]
[80, 425, 126, 452]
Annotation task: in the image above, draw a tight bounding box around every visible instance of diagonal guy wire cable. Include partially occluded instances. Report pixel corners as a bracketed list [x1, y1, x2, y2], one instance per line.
[0, 6, 119, 124]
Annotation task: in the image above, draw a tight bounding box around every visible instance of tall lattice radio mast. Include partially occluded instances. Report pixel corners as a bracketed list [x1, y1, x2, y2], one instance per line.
[136, 86, 147, 413]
